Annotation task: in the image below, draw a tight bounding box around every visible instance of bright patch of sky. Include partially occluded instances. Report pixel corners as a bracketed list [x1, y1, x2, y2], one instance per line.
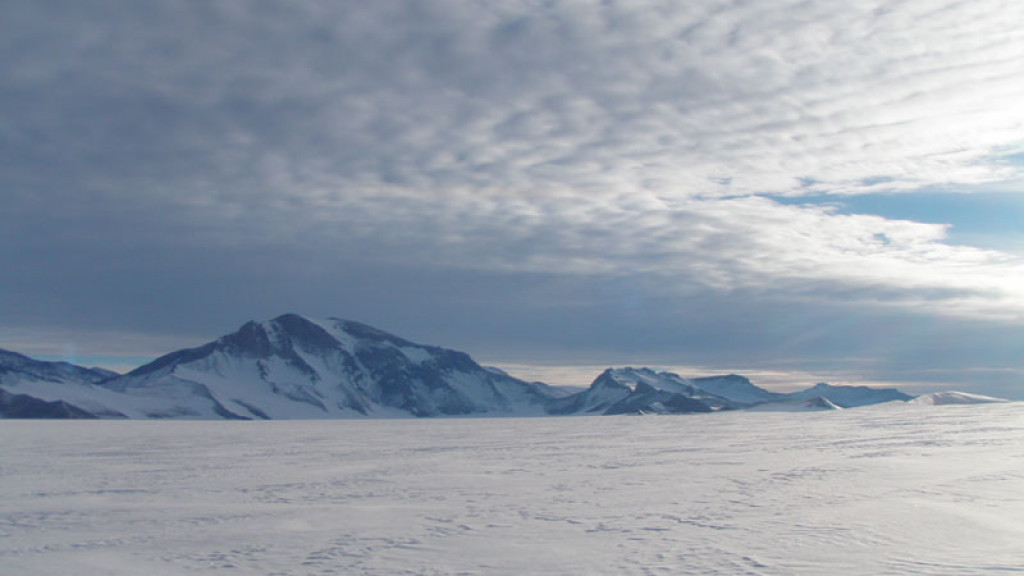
[772, 179, 1024, 255]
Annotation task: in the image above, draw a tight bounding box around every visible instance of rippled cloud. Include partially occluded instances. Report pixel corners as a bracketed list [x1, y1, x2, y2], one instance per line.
[3, 0, 1024, 390]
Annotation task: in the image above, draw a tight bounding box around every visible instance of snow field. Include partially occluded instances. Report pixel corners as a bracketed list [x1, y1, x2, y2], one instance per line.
[2, 404, 1023, 575]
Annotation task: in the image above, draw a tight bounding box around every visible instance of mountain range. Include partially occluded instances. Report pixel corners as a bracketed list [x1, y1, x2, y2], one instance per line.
[0, 313, 996, 420]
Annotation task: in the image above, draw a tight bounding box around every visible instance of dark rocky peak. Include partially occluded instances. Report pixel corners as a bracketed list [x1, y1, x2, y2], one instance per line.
[590, 369, 633, 391]
[219, 321, 274, 357]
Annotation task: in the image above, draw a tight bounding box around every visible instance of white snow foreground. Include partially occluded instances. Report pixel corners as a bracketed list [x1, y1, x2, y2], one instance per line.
[2, 404, 1023, 575]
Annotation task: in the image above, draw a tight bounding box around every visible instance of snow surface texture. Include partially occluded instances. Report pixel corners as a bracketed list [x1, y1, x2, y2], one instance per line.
[3, 404, 1023, 575]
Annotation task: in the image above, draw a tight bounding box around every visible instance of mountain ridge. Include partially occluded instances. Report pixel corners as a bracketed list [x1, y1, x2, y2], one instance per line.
[0, 314, 987, 419]
[94, 313, 558, 419]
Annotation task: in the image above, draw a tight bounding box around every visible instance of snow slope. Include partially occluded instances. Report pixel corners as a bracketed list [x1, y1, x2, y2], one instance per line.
[0, 388, 97, 419]
[691, 373, 786, 404]
[2, 404, 1022, 575]
[909, 391, 1011, 405]
[0, 349, 128, 417]
[0, 349, 116, 385]
[744, 396, 845, 412]
[788, 382, 912, 407]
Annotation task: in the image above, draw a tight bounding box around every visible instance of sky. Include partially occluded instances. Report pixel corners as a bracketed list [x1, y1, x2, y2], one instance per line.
[2, 0, 1024, 398]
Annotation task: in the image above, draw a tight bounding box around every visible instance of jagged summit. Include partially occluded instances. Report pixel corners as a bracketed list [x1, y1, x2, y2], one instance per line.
[128, 314, 354, 378]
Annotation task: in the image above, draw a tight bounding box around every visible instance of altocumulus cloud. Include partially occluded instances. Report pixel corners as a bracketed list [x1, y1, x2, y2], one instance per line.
[2, 0, 1024, 391]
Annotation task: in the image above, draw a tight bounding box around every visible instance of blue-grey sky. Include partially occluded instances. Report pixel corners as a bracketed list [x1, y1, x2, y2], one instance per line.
[3, 1, 1024, 397]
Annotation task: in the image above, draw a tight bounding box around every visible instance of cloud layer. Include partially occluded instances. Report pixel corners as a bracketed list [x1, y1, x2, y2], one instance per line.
[3, 0, 1024, 392]
[5, 0, 1023, 198]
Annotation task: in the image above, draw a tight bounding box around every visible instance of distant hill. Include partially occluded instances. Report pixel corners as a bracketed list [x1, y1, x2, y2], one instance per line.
[549, 367, 911, 415]
[908, 391, 1010, 405]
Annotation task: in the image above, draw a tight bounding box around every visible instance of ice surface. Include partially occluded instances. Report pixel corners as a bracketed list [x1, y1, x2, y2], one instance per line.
[2, 404, 1023, 575]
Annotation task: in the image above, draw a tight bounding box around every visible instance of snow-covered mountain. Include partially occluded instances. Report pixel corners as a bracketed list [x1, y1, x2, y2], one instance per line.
[787, 382, 912, 407]
[0, 315, 562, 419]
[89, 314, 561, 419]
[691, 374, 786, 405]
[548, 368, 737, 415]
[908, 391, 1010, 405]
[0, 349, 124, 418]
[0, 317, 966, 419]
[601, 382, 715, 415]
[549, 368, 920, 416]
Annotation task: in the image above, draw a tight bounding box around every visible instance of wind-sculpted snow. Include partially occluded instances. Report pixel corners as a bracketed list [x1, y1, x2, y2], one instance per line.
[2, 404, 1022, 575]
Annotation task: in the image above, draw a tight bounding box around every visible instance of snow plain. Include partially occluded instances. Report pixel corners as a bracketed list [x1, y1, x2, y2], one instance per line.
[2, 404, 1023, 575]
